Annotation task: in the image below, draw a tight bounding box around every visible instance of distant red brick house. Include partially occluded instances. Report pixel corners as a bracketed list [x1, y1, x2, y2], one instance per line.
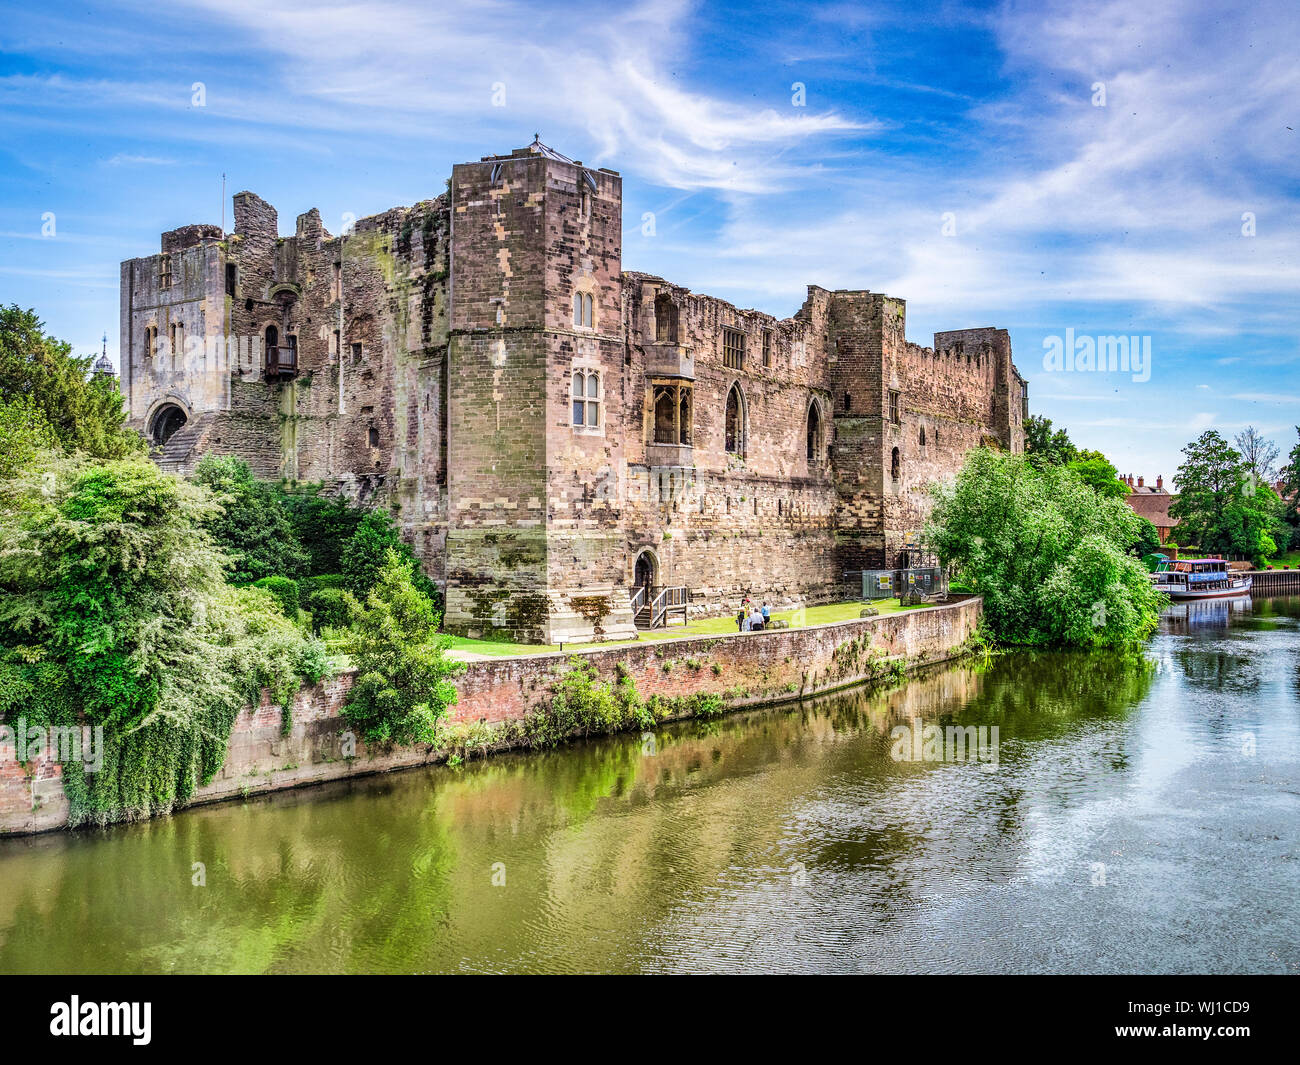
[1120, 474, 1179, 544]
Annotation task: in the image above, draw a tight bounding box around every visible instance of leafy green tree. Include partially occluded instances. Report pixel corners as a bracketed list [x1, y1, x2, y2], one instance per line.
[0, 448, 327, 824]
[0, 396, 57, 480]
[283, 487, 367, 575]
[0, 305, 142, 459]
[926, 448, 1164, 647]
[342, 509, 436, 603]
[191, 455, 310, 583]
[1170, 430, 1286, 564]
[1023, 414, 1078, 467]
[343, 550, 464, 746]
[1067, 450, 1129, 498]
[1129, 514, 1163, 558]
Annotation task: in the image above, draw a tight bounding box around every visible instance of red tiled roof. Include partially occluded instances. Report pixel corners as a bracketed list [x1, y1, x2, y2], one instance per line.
[1125, 491, 1177, 527]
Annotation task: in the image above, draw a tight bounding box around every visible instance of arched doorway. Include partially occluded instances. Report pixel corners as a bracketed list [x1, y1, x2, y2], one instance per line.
[150, 403, 187, 446]
[633, 549, 658, 598]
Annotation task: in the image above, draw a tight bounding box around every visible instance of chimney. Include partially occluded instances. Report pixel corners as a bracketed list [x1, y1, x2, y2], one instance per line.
[1138, 476, 1144, 488]
[1156, 475, 1163, 490]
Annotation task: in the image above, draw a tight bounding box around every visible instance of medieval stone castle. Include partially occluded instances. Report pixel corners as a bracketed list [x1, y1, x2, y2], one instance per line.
[119, 138, 1027, 643]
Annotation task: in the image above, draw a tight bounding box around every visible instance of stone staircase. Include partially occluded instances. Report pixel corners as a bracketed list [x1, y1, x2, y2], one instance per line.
[153, 414, 214, 475]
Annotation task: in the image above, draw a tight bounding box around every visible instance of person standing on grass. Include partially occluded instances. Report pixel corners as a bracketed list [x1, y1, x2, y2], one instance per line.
[761, 602, 771, 628]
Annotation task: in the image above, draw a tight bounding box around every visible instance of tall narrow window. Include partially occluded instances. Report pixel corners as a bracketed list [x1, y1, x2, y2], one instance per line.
[225, 263, 238, 296]
[573, 291, 593, 329]
[807, 402, 822, 464]
[333, 262, 342, 301]
[572, 369, 600, 427]
[654, 387, 676, 444]
[919, 425, 927, 446]
[762, 330, 772, 368]
[891, 446, 901, 481]
[145, 325, 158, 359]
[725, 383, 745, 456]
[889, 390, 901, 425]
[723, 329, 745, 370]
[678, 389, 691, 445]
[160, 256, 172, 290]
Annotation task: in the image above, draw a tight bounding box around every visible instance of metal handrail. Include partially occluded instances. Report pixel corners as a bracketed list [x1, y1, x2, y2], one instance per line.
[630, 585, 646, 616]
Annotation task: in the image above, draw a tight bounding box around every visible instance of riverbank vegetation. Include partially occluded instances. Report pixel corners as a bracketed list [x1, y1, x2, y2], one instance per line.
[927, 448, 1165, 648]
[0, 308, 459, 824]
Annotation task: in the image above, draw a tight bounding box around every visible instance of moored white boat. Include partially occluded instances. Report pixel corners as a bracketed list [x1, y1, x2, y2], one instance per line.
[1151, 558, 1252, 600]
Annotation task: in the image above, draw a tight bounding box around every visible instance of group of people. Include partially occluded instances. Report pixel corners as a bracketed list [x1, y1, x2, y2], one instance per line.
[736, 596, 773, 632]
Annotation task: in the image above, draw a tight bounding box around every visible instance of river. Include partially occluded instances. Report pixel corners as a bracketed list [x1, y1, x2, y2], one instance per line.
[1, 595, 1297, 974]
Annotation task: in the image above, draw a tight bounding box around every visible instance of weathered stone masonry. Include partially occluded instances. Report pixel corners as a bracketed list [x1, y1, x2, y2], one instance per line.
[121, 139, 1026, 644]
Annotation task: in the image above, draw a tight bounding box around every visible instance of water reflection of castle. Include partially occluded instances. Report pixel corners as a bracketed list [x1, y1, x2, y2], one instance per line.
[1161, 596, 1252, 632]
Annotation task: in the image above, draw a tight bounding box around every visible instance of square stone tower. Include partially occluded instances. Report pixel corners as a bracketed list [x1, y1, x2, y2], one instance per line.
[443, 141, 636, 643]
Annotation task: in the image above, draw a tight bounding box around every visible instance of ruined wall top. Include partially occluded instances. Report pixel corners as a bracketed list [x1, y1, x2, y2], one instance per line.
[161, 224, 223, 255]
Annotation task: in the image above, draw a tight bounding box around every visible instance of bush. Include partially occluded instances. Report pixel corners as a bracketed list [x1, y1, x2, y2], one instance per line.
[192, 456, 309, 583]
[342, 509, 438, 604]
[283, 490, 367, 575]
[306, 586, 359, 633]
[252, 575, 300, 618]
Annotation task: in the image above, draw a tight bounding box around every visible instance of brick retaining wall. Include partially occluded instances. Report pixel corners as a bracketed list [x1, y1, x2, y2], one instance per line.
[0, 596, 980, 835]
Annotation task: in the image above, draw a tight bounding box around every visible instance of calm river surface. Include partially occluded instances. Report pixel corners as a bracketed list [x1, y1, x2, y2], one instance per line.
[2, 596, 1298, 974]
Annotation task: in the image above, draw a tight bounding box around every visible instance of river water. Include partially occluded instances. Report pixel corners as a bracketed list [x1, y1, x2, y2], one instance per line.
[1, 596, 1297, 974]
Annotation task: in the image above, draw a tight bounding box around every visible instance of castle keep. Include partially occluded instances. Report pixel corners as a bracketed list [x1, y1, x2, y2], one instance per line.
[120, 139, 1027, 643]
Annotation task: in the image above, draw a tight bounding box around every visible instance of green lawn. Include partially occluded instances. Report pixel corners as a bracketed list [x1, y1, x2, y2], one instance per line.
[445, 598, 925, 660]
[1261, 550, 1300, 569]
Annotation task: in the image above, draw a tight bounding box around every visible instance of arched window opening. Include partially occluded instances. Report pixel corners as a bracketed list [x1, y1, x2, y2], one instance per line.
[651, 382, 692, 446]
[919, 425, 927, 447]
[573, 291, 593, 329]
[145, 325, 158, 360]
[806, 402, 822, 464]
[725, 383, 745, 456]
[572, 369, 600, 427]
[653, 387, 675, 444]
[934, 428, 940, 446]
[891, 446, 901, 481]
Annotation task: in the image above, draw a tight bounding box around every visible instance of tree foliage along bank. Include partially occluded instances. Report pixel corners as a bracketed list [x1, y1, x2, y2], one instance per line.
[0, 447, 331, 824]
[926, 449, 1166, 648]
[1170, 430, 1290, 566]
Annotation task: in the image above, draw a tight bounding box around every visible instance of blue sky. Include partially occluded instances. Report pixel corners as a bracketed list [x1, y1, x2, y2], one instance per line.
[2, 0, 1297, 480]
